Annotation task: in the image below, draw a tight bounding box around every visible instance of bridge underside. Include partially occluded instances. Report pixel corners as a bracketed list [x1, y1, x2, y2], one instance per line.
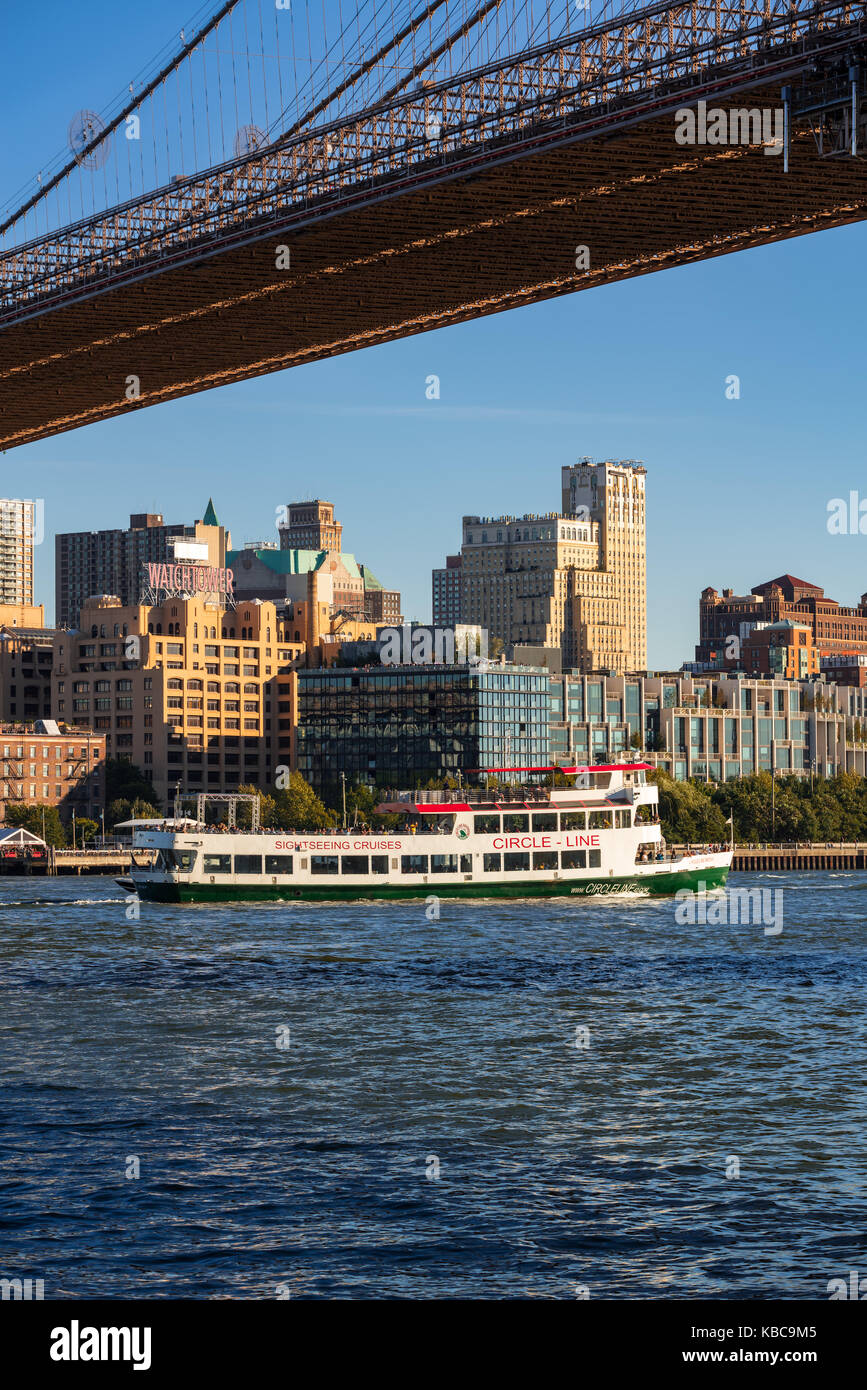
[1, 89, 865, 450]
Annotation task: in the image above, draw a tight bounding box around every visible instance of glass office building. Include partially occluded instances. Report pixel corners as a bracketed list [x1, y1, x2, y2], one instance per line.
[297, 664, 550, 794]
[548, 671, 867, 781]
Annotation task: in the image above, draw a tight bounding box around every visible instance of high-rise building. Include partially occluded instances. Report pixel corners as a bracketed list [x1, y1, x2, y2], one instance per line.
[279, 500, 343, 552]
[235, 498, 401, 622]
[561, 459, 647, 672]
[432, 555, 462, 625]
[55, 500, 229, 629]
[458, 460, 647, 674]
[0, 499, 36, 607]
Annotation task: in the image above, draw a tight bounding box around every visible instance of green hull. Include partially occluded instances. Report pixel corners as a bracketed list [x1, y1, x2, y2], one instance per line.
[133, 863, 729, 904]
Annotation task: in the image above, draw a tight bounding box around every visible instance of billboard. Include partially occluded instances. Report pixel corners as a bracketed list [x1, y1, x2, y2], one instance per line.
[141, 561, 234, 601]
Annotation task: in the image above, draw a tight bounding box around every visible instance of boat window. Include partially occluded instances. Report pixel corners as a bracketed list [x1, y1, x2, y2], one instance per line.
[531, 813, 558, 832]
[430, 854, 458, 873]
[503, 852, 530, 871]
[371, 856, 388, 874]
[311, 855, 339, 875]
[588, 810, 613, 830]
[589, 849, 602, 868]
[342, 855, 369, 874]
[203, 854, 231, 874]
[615, 810, 631, 828]
[503, 813, 529, 832]
[533, 851, 558, 871]
[265, 855, 293, 875]
[460, 854, 472, 874]
[561, 812, 586, 830]
[635, 842, 661, 864]
[561, 849, 587, 869]
[401, 855, 428, 874]
[483, 853, 501, 872]
[234, 855, 262, 874]
[170, 851, 197, 873]
[474, 814, 500, 834]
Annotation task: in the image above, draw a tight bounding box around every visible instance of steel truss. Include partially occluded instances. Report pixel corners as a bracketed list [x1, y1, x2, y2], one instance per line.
[2, 0, 867, 323]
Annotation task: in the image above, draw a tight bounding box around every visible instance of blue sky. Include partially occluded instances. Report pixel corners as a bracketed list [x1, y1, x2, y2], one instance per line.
[2, 1, 866, 666]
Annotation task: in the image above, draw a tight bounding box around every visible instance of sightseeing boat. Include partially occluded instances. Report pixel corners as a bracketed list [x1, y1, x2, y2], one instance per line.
[122, 763, 732, 903]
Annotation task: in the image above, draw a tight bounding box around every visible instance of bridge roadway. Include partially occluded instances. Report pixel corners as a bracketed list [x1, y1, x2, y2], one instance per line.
[1, 0, 866, 448]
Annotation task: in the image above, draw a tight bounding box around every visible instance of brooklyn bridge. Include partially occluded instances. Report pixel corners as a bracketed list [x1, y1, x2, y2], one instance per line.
[0, 0, 865, 450]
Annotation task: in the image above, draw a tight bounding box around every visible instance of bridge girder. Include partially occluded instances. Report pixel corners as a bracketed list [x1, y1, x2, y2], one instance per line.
[1, 1, 866, 449]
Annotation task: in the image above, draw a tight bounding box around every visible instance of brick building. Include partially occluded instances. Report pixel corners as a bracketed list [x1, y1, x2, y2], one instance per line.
[51, 571, 378, 809]
[0, 721, 105, 824]
[697, 575, 867, 667]
[741, 621, 819, 680]
[56, 502, 229, 629]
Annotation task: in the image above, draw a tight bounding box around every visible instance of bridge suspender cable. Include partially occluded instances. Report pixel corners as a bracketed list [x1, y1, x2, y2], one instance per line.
[0, 0, 245, 239]
[274, 0, 455, 141]
[375, 0, 507, 106]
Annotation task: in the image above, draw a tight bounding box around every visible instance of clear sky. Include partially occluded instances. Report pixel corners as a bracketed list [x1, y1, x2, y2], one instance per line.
[2, 1, 866, 666]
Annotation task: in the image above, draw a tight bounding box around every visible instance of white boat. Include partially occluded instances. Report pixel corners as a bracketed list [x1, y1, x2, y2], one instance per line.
[124, 763, 732, 903]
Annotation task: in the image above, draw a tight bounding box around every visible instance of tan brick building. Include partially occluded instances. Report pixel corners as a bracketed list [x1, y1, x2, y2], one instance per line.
[0, 605, 53, 722]
[459, 460, 647, 674]
[51, 572, 376, 808]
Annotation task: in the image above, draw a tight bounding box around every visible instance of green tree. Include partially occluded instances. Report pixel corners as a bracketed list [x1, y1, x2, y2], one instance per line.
[105, 759, 160, 809]
[73, 817, 99, 846]
[235, 785, 276, 829]
[4, 803, 67, 847]
[106, 798, 132, 829]
[106, 797, 159, 829]
[274, 773, 336, 832]
[649, 770, 727, 843]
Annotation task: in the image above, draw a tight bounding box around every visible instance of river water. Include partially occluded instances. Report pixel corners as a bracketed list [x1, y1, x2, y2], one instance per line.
[0, 871, 865, 1299]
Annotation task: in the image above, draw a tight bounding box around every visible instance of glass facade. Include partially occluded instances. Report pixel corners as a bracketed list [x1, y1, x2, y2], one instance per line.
[547, 672, 867, 782]
[296, 665, 550, 794]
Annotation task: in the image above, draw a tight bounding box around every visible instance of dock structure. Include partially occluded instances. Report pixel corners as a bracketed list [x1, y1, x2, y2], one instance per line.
[732, 845, 867, 872]
[673, 844, 867, 872]
[49, 848, 134, 876]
